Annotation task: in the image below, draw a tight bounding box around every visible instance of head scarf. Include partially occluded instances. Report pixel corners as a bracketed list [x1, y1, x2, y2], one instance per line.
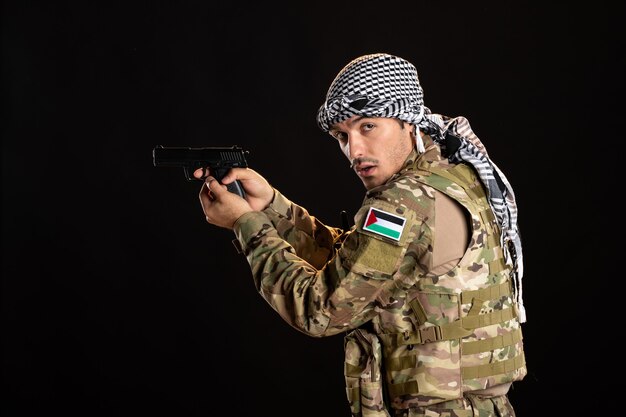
[317, 53, 526, 322]
[317, 53, 428, 152]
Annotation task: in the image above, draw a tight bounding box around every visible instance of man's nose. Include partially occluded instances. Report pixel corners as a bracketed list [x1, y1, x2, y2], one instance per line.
[348, 135, 365, 159]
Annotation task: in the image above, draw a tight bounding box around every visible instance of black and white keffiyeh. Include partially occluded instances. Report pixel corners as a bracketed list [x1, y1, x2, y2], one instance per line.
[316, 53, 526, 322]
[317, 53, 428, 152]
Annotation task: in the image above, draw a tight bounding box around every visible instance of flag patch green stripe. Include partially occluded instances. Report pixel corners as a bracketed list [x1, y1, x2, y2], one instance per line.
[366, 223, 401, 239]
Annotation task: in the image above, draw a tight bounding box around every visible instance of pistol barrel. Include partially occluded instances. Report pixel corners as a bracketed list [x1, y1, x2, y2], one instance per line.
[152, 145, 248, 168]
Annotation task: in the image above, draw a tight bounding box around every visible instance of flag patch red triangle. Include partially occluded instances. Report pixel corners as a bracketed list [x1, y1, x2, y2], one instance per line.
[365, 210, 377, 227]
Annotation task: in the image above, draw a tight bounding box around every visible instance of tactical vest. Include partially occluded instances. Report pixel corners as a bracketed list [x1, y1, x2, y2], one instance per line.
[344, 159, 526, 415]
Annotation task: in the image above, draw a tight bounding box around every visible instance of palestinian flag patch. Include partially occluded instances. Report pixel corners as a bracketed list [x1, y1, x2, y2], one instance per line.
[363, 207, 406, 241]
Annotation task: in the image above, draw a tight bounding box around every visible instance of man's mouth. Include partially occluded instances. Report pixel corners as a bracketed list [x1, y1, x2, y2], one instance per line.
[355, 165, 376, 176]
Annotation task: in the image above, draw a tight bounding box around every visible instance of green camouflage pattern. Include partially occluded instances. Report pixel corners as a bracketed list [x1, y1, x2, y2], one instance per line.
[233, 142, 526, 414]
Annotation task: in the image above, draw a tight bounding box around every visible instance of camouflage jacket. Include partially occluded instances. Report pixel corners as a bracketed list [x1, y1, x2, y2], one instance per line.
[233, 133, 526, 412]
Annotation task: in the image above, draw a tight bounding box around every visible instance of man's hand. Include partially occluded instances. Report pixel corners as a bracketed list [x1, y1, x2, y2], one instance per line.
[193, 167, 274, 211]
[194, 168, 274, 229]
[198, 177, 252, 229]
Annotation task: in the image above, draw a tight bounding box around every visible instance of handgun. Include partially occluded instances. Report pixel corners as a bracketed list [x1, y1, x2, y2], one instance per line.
[153, 145, 249, 198]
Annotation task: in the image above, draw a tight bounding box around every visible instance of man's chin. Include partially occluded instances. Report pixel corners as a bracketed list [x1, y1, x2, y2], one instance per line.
[361, 177, 379, 190]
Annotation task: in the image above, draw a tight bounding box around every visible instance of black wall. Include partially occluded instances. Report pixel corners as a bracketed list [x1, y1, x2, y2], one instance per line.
[3, 2, 622, 416]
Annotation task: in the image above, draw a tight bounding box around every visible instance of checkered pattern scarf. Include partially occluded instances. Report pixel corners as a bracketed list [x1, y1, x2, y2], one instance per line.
[317, 53, 526, 322]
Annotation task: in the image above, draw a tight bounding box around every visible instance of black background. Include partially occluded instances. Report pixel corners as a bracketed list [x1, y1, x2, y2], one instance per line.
[3, 1, 623, 416]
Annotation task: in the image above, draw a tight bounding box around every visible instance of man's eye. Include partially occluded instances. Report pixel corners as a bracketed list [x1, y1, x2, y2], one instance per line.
[332, 132, 347, 141]
[362, 123, 375, 131]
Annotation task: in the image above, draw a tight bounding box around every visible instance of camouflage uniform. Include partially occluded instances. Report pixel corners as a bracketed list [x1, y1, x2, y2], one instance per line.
[233, 130, 526, 416]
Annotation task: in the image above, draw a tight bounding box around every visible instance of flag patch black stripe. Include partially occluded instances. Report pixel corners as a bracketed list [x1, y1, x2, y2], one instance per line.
[373, 209, 404, 225]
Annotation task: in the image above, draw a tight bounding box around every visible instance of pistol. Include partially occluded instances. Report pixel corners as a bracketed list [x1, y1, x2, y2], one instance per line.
[153, 145, 249, 198]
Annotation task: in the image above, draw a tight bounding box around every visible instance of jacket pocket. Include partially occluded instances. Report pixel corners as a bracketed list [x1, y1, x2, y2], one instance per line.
[344, 328, 391, 417]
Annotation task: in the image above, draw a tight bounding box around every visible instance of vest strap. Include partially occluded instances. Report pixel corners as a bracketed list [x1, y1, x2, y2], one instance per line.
[378, 320, 473, 347]
[461, 306, 517, 329]
[479, 207, 496, 223]
[385, 327, 523, 372]
[462, 327, 523, 355]
[461, 353, 526, 380]
[408, 298, 428, 326]
[488, 258, 506, 274]
[379, 307, 518, 349]
[386, 355, 417, 371]
[409, 281, 512, 326]
[460, 282, 512, 304]
[388, 355, 526, 396]
[386, 354, 526, 398]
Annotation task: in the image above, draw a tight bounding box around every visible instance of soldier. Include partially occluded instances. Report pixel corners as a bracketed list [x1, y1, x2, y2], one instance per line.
[195, 53, 527, 417]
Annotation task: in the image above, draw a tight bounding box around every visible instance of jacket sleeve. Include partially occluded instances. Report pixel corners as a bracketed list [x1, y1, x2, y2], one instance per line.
[232, 189, 429, 338]
[259, 189, 344, 270]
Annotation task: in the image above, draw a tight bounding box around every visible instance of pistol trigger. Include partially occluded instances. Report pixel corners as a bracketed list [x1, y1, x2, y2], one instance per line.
[189, 166, 210, 181]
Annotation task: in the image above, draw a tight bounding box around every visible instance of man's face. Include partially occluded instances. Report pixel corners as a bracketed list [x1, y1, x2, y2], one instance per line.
[329, 116, 414, 190]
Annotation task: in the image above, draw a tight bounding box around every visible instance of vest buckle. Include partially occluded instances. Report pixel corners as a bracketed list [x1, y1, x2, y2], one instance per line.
[419, 326, 442, 343]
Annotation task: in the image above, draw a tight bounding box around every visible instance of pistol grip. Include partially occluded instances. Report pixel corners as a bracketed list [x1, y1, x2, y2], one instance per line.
[213, 167, 246, 199]
[225, 180, 247, 199]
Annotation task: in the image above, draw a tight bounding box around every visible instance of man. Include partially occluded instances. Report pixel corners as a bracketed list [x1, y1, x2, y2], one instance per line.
[195, 53, 527, 417]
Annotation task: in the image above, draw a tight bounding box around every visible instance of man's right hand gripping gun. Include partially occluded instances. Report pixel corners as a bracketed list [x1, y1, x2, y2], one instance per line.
[153, 145, 249, 198]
